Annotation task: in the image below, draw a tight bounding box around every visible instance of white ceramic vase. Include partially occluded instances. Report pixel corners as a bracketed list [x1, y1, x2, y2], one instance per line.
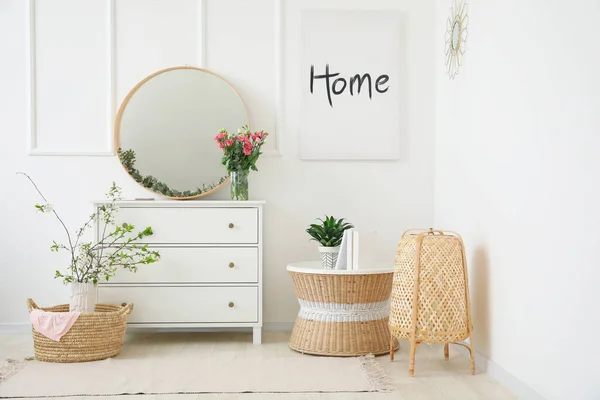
[69, 282, 97, 313]
[318, 246, 340, 269]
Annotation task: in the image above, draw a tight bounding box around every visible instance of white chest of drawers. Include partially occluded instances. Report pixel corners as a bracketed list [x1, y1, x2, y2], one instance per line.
[94, 200, 264, 344]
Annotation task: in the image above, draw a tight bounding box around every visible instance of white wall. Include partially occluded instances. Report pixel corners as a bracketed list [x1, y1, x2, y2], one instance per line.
[0, 0, 435, 327]
[434, 1, 600, 399]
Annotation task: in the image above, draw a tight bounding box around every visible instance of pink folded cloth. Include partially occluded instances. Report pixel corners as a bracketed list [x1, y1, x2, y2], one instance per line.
[30, 309, 81, 341]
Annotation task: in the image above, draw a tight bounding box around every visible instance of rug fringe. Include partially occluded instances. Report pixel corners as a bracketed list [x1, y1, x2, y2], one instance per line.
[356, 354, 394, 393]
[0, 357, 34, 382]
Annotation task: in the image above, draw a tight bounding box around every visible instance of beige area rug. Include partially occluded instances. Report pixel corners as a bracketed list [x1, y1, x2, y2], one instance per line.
[0, 332, 393, 398]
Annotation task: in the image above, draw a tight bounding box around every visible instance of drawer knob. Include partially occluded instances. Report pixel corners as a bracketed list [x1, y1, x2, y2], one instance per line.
[228, 223, 234, 228]
[228, 302, 235, 308]
[229, 262, 235, 268]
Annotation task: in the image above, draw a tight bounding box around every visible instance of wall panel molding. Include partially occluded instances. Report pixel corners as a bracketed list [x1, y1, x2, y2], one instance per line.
[197, 0, 207, 68]
[262, 0, 283, 157]
[204, 0, 282, 157]
[27, 0, 115, 156]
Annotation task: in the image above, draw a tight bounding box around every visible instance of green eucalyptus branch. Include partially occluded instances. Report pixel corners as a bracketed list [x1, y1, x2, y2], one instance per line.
[117, 148, 227, 198]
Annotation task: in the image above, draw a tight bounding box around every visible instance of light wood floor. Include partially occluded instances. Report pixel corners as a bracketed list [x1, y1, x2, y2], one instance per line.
[0, 331, 515, 400]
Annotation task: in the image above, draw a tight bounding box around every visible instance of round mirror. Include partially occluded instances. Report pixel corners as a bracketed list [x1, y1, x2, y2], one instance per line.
[451, 20, 460, 51]
[115, 66, 248, 199]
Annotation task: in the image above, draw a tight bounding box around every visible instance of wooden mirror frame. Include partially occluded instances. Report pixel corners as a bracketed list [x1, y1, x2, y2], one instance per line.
[114, 66, 250, 200]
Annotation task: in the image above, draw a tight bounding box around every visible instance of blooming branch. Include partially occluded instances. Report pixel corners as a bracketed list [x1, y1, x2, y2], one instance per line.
[18, 172, 161, 284]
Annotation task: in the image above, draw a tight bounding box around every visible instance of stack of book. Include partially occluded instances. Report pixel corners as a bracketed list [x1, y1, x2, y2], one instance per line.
[334, 229, 359, 270]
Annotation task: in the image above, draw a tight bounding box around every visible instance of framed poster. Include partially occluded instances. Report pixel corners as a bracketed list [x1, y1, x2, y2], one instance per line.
[299, 9, 406, 160]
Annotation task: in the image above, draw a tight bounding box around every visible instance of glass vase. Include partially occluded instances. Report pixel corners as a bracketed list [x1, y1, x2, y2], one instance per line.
[230, 169, 249, 201]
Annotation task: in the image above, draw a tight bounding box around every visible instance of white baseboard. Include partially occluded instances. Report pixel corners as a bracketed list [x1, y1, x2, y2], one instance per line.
[0, 322, 294, 335]
[126, 322, 294, 334]
[454, 345, 546, 400]
[263, 322, 294, 332]
[0, 323, 29, 334]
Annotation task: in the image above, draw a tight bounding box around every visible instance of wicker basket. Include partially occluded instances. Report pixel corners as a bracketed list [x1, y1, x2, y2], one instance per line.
[26, 298, 133, 363]
[388, 229, 475, 376]
[288, 270, 398, 356]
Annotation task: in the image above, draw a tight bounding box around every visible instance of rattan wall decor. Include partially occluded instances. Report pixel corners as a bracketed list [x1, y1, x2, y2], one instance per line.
[389, 228, 475, 376]
[445, 0, 469, 79]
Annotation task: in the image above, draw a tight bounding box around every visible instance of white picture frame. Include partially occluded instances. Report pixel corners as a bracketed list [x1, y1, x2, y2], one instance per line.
[299, 9, 407, 161]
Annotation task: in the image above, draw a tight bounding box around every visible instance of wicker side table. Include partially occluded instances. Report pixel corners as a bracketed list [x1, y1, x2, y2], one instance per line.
[287, 261, 398, 356]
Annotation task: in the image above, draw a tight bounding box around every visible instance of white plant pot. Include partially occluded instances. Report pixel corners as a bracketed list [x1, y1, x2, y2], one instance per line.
[69, 282, 98, 313]
[318, 246, 340, 269]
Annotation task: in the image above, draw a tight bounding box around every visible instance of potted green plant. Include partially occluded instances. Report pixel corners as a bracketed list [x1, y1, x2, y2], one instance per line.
[306, 215, 354, 269]
[18, 172, 161, 313]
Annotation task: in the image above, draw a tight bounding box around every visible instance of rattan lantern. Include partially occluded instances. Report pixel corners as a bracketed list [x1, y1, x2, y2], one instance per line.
[389, 228, 475, 376]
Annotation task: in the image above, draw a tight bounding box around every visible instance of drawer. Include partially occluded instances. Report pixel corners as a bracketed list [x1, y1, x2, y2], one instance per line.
[97, 286, 258, 323]
[106, 207, 258, 244]
[105, 247, 258, 284]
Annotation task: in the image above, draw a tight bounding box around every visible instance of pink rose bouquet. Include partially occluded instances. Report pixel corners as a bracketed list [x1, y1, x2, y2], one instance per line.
[214, 125, 269, 200]
[214, 125, 269, 173]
